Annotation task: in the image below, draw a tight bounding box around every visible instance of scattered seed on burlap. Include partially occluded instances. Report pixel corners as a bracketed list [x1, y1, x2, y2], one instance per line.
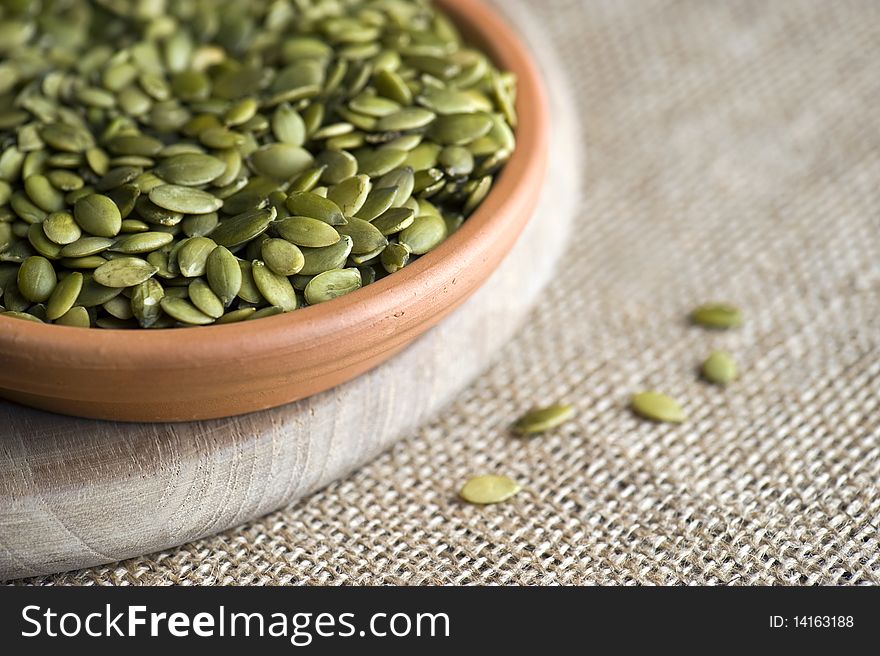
[631, 392, 686, 423]
[513, 403, 575, 435]
[459, 475, 521, 505]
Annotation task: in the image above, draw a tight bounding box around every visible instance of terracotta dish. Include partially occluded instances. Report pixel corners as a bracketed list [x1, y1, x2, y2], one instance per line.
[0, 0, 549, 422]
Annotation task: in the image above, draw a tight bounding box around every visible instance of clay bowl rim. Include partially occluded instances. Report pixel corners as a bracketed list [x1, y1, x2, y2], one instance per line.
[0, 0, 549, 371]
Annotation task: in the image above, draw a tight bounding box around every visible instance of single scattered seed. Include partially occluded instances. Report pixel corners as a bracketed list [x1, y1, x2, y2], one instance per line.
[459, 475, 521, 505]
[631, 392, 685, 423]
[513, 403, 575, 435]
[701, 351, 737, 386]
[690, 303, 743, 329]
[304, 268, 362, 305]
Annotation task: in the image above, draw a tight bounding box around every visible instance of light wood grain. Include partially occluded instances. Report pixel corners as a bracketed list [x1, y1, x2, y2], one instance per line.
[0, 30, 576, 579]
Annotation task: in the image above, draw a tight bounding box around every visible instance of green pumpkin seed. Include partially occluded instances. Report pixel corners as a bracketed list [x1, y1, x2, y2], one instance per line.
[131, 278, 164, 327]
[46, 170, 84, 192]
[46, 271, 84, 320]
[336, 217, 388, 255]
[149, 185, 223, 214]
[176, 237, 217, 277]
[299, 235, 353, 276]
[188, 279, 225, 319]
[690, 303, 743, 329]
[271, 103, 306, 146]
[215, 307, 256, 324]
[55, 305, 90, 327]
[631, 392, 685, 423]
[210, 207, 276, 248]
[154, 153, 226, 186]
[75, 275, 123, 307]
[24, 174, 65, 212]
[27, 223, 63, 259]
[73, 194, 122, 237]
[181, 212, 219, 237]
[355, 148, 407, 178]
[160, 296, 215, 325]
[103, 294, 134, 320]
[40, 123, 94, 152]
[120, 219, 151, 234]
[248, 305, 285, 320]
[375, 108, 436, 132]
[285, 191, 346, 225]
[380, 242, 410, 273]
[399, 214, 447, 255]
[17, 256, 57, 302]
[376, 168, 415, 207]
[418, 87, 483, 115]
[372, 207, 415, 235]
[262, 238, 305, 276]
[355, 186, 398, 221]
[106, 134, 163, 157]
[315, 149, 358, 185]
[93, 257, 158, 287]
[513, 403, 575, 435]
[701, 351, 737, 386]
[237, 260, 263, 304]
[11, 192, 47, 224]
[304, 268, 361, 305]
[327, 174, 371, 216]
[60, 236, 115, 258]
[206, 246, 242, 307]
[251, 259, 297, 311]
[459, 475, 521, 505]
[429, 113, 493, 145]
[1, 310, 43, 323]
[111, 232, 174, 254]
[249, 143, 313, 181]
[275, 216, 341, 248]
[60, 255, 108, 269]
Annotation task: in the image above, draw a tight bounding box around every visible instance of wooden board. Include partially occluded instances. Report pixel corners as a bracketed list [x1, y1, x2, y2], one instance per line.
[0, 25, 576, 579]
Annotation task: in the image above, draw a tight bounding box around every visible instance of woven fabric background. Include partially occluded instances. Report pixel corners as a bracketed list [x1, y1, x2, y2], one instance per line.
[22, 0, 880, 585]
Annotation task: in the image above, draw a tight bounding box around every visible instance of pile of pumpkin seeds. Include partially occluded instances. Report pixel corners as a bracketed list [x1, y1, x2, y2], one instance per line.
[0, 0, 518, 328]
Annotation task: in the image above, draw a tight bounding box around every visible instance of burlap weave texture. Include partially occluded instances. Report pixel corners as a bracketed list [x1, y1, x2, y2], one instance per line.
[22, 0, 880, 585]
